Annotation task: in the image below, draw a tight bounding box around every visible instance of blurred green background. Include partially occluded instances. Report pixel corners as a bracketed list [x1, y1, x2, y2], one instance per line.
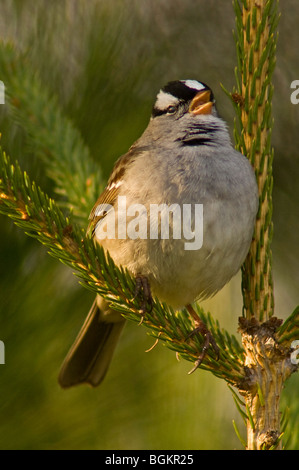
[0, 0, 298, 450]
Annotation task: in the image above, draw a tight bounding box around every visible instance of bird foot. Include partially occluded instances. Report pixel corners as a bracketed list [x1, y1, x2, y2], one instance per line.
[186, 304, 220, 374]
[132, 274, 153, 324]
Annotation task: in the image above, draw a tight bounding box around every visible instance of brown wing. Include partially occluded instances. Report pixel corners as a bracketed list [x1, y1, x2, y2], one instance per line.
[87, 148, 138, 236]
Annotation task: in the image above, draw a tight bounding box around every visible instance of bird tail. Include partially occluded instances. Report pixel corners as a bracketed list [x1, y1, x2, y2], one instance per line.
[58, 298, 125, 388]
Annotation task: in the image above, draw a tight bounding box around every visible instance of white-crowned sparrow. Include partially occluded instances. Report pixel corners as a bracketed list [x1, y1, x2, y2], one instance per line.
[59, 79, 258, 388]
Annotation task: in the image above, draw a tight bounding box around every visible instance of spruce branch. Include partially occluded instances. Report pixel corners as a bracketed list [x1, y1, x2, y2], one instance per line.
[0, 144, 246, 386]
[277, 306, 299, 346]
[1, 2, 298, 448]
[0, 41, 103, 222]
[0, 39, 249, 388]
[227, 0, 299, 450]
[232, 0, 278, 322]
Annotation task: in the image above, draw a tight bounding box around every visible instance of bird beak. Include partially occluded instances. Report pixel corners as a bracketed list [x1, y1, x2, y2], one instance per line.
[189, 90, 213, 115]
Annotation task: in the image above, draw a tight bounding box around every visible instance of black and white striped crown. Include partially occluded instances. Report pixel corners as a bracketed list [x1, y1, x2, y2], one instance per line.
[152, 80, 214, 117]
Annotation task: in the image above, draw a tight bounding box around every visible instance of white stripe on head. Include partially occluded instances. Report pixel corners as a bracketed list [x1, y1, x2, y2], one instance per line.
[181, 80, 206, 91]
[154, 90, 179, 111]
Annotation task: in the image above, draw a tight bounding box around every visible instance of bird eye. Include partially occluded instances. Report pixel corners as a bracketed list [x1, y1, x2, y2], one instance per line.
[166, 105, 177, 114]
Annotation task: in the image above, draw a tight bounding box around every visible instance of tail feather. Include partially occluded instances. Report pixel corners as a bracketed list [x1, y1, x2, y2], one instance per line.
[59, 299, 125, 388]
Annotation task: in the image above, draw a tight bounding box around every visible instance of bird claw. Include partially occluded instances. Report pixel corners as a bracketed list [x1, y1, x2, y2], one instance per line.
[186, 305, 220, 374]
[187, 327, 220, 374]
[131, 274, 153, 323]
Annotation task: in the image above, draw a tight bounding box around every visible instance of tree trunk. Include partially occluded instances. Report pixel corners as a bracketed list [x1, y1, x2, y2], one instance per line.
[239, 317, 295, 449]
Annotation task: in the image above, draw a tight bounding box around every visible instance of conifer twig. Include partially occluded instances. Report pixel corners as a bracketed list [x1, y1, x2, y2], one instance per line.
[0, 41, 102, 221]
[0, 145, 246, 386]
[229, 0, 298, 450]
[233, 0, 277, 322]
[1, 1, 299, 447]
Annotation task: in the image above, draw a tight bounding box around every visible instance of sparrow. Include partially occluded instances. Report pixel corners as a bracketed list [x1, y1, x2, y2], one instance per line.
[58, 79, 258, 388]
